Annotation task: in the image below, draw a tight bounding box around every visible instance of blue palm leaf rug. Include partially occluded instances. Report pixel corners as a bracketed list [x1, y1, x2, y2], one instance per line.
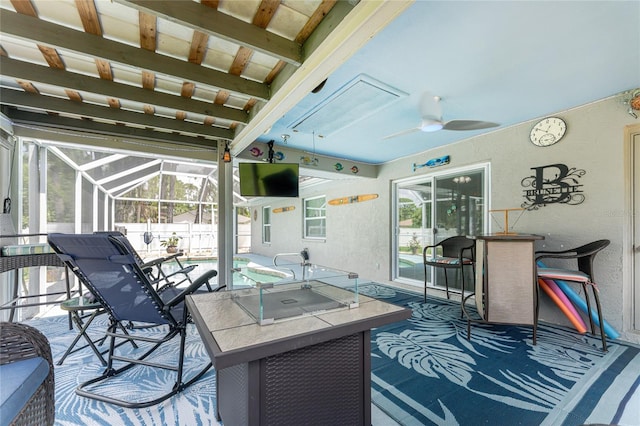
[23, 313, 219, 426]
[22, 283, 640, 426]
[361, 283, 640, 426]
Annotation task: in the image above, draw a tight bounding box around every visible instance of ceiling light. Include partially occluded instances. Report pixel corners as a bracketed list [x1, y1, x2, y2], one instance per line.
[420, 119, 444, 132]
[222, 143, 231, 163]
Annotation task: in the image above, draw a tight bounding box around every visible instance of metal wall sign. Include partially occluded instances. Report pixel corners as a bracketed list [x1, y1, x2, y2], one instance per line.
[521, 163, 586, 210]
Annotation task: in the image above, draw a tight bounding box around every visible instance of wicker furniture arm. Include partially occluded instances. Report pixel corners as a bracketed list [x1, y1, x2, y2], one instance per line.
[0, 322, 55, 426]
[1, 233, 72, 324]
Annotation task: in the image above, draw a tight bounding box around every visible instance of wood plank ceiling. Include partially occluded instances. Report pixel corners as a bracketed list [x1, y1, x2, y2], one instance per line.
[0, 0, 352, 154]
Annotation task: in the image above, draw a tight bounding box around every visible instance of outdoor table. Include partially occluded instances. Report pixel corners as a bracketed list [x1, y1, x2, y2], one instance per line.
[186, 281, 410, 426]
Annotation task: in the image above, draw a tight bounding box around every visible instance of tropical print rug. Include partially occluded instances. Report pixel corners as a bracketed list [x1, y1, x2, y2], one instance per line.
[20, 283, 640, 425]
[23, 313, 220, 426]
[362, 283, 640, 426]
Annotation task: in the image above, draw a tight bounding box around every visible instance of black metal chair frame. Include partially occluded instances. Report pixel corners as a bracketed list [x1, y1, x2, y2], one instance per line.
[48, 232, 224, 408]
[57, 295, 139, 366]
[423, 236, 476, 304]
[95, 231, 199, 291]
[536, 239, 610, 351]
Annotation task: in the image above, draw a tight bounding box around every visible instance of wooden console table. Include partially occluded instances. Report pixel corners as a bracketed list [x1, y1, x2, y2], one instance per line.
[186, 285, 410, 426]
[464, 233, 544, 343]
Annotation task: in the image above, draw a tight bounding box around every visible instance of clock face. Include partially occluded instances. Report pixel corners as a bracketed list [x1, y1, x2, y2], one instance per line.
[529, 117, 567, 147]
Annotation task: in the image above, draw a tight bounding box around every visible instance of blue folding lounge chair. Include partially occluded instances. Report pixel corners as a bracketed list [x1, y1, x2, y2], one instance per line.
[95, 231, 200, 292]
[47, 232, 223, 408]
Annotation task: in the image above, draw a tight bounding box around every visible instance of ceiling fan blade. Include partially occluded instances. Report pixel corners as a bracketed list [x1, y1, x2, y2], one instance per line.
[382, 126, 421, 140]
[442, 120, 499, 131]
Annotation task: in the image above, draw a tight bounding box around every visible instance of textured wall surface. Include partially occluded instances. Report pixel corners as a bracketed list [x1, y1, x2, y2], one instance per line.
[248, 95, 639, 342]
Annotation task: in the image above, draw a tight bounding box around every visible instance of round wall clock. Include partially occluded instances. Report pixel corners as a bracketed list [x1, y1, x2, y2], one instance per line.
[529, 117, 567, 147]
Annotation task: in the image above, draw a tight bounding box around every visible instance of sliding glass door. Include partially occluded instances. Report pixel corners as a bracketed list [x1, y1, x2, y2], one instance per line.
[396, 180, 433, 282]
[394, 164, 488, 293]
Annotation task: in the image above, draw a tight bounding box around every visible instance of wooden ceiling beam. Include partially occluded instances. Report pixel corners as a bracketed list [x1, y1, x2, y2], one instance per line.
[95, 59, 113, 80]
[9, 0, 37, 17]
[11, 0, 83, 106]
[229, 46, 253, 76]
[295, 0, 337, 44]
[231, 0, 410, 155]
[1, 88, 234, 140]
[139, 11, 157, 51]
[0, 9, 270, 101]
[8, 108, 220, 157]
[75, 0, 103, 36]
[189, 31, 209, 65]
[0, 57, 249, 123]
[253, 0, 280, 28]
[115, 0, 303, 66]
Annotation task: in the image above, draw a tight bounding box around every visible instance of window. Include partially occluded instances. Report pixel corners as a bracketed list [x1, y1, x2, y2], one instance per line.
[304, 196, 326, 239]
[262, 206, 271, 244]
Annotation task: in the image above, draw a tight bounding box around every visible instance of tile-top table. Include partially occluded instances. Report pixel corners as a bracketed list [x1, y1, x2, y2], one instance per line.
[186, 283, 411, 426]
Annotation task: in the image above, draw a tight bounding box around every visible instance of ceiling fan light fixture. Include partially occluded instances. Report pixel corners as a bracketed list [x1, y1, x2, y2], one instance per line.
[420, 118, 444, 132]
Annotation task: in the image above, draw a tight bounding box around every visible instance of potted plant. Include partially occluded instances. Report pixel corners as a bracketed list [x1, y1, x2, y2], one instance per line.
[408, 233, 421, 255]
[160, 232, 180, 253]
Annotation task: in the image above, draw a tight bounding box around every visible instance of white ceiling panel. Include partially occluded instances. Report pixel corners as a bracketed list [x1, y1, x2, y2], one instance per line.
[4, 0, 634, 166]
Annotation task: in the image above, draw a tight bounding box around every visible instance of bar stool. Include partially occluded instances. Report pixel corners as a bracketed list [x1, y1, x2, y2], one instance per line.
[423, 236, 476, 304]
[536, 239, 610, 351]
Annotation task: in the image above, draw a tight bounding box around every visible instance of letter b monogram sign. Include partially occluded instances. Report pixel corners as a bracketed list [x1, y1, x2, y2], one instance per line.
[521, 163, 585, 210]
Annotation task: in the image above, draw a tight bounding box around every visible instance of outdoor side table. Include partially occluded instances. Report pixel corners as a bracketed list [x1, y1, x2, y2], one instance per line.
[57, 296, 107, 366]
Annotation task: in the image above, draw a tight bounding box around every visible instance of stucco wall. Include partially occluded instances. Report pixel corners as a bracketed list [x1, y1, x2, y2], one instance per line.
[247, 94, 638, 339]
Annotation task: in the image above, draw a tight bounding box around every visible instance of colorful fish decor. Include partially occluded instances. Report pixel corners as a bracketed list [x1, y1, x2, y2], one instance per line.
[334, 162, 344, 171]
[300, 156, 319, 166]
[249, 147, 263, 158]
[350, 166, 359, 174]
[413, 154, 450, 172]
[274, 151, 285, 161]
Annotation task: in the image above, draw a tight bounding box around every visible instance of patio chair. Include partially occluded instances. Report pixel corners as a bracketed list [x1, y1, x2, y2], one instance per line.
[56, 294, 138, 366]
[536, 239, 610, 351]
[47, 232, 223, 408]
[423, 236, 476, 304]
[96, 231, 199, 291]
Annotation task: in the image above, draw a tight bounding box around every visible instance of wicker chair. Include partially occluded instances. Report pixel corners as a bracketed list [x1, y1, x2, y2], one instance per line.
[0, 322, 55, 426]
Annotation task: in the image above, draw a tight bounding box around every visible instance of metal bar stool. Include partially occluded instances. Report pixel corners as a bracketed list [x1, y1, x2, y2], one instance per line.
[423, 236, 476, 305]
[536, 239, 610, 351]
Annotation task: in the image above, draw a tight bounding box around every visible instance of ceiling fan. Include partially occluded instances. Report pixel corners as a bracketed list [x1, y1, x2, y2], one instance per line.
[383, 93, 499, 140]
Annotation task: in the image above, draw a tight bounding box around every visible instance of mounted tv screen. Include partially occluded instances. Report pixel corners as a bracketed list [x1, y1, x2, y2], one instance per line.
[238, 162, 299, 197]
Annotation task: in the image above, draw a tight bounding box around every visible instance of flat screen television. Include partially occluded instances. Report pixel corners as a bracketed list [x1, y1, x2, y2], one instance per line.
[238, 162, 299, 197]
